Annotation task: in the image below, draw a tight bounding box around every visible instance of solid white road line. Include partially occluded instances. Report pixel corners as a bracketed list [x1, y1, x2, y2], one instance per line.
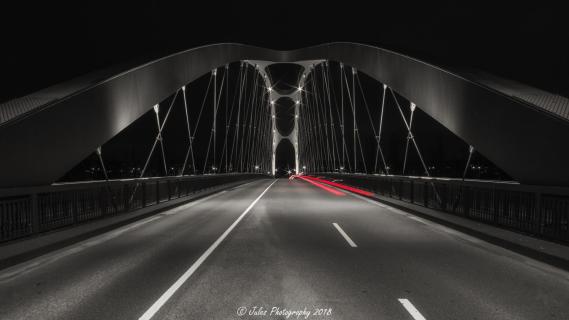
[332, 223, 358, 248]
[138, 180, 277, 320]
[398, 298, 427, 320]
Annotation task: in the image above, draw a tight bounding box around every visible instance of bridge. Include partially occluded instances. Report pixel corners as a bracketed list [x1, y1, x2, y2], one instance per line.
[0, 43, 568, 319]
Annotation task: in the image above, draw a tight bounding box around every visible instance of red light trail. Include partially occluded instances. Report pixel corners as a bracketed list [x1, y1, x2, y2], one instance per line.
[298, 176, 346, 196]
[301, 176, 374, 197]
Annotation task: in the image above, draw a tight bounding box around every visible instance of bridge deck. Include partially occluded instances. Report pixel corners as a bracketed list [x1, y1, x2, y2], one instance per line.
[1, 179, 567, 319]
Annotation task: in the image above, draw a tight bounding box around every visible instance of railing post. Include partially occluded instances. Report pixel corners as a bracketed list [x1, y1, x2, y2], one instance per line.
[72, 191, 78, 223]
[124, 184, 130, 211]
[464, 185, 470, 217]
[421, 182, 426, 207]
[424, 182, 429, 208]
[441, 183, 447, 211]
[410, 180, 414, 204]
[98, 187, 104, 217]
[156, 181, 160, 204]
[535, 191, 543, 236]
[497, 188, 505, 226]
[30, 193, 39, 235]
[167, 180, 172, 200]
[142, 182, 146, 207]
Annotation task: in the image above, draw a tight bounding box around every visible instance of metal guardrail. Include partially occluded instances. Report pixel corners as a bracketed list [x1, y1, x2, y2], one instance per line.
[317, 173, 569, 244]
[0, 173, 266, 243]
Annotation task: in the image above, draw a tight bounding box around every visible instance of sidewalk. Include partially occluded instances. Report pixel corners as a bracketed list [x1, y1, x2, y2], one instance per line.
[367, 192, 569, 271]
[0, 180, 257, 270]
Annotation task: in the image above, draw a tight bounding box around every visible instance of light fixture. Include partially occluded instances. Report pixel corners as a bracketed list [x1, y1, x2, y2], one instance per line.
[182, 85, 186, 91]
[153, 104, 159, 114]
[295, 100, 300, 105]
[270, 100, 275, 105]
[410, 102, 416, 112]
[383, 84, 387, 90]
[268, 86, 273, 92]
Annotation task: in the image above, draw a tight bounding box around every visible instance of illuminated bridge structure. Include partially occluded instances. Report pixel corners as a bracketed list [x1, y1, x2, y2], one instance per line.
[0, 43, 568, 320]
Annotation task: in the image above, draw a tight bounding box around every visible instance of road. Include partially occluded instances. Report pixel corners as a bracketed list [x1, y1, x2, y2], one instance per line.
[0, 178, 568, 320]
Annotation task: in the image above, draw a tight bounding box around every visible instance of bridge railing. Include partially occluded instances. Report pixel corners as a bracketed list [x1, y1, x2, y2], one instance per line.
[0, 173, 266, 243]
[316, 173, 569, 244]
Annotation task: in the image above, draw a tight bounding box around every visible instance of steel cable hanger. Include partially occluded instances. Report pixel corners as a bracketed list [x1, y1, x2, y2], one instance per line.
[140, 89, 180, 179]
[323, 62, 342, 171]
[374, 84, 389, 175]
[180, 85, 196, 175]
[202, 68, 226, 174]
[229, 62, 246, 171]
[240, 68, 258, 171]
[313, 65, 333, 171]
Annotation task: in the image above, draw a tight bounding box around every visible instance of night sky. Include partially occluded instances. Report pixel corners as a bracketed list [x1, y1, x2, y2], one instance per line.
[1, 2, 566, 181]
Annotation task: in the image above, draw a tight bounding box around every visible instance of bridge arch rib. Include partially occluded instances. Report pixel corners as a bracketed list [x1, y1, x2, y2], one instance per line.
[1, 42, 568, 187]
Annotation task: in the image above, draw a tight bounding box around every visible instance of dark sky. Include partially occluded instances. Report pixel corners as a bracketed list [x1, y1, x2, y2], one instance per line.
[1, 2, 566, 181]
[1, 2, 567, 103]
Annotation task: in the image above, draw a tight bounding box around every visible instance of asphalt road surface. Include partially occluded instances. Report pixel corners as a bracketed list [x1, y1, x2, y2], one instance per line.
[1, 178, 568, 320]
